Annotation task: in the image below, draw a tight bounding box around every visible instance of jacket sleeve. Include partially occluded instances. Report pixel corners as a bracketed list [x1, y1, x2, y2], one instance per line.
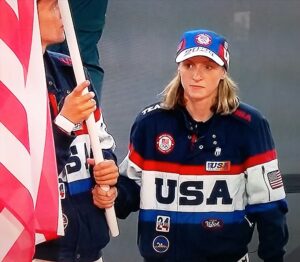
[244, 117, 288, 261]
[52, 124, 75, 173]
[96, 110, 116, 160]
[114, 154, 141, 219]
[115, 118, 144, 219]
[249, 200, 288, 262]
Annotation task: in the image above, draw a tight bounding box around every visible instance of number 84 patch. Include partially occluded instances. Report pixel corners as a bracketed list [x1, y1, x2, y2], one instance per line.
[156, 215, 170, 232]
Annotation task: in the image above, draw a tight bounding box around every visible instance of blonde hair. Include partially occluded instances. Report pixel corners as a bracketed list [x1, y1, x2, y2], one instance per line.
[160, 71, 239, 115]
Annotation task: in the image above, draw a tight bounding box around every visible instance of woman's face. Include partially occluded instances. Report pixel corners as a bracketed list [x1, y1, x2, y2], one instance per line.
[178, 56, 225, 106]
[38, 0, 65, 50]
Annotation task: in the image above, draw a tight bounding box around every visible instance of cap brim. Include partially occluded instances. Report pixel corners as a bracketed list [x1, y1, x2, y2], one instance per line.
[176, 47, 224, 67]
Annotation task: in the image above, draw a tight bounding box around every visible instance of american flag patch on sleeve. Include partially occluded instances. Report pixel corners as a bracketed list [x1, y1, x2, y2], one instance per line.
[267, 170, 283, 189]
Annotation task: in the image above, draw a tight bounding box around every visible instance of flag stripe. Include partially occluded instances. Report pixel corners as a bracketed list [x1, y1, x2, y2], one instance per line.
[0, 39, 25, 102]
[0, 82, 29, 151]
[0, 0, 34, 80]
[0, 123, 32, 192]
[0, 208, 24, 261]
[4, 228, 34, 262]
[0, 164, 34, 229]
[34, 107, 60, 239]
[0, 164, 35, 261]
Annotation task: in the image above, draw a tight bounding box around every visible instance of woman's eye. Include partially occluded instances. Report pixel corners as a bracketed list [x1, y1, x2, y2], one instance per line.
[186, 63, 193, 69]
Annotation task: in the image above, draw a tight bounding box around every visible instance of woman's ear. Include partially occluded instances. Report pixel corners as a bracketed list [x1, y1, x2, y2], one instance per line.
[220, 68, 226, 80]
[177, 66, 181, 75]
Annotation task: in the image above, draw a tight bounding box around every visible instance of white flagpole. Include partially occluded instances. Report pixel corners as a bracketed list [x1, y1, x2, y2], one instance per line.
[58, 0, 119, 237]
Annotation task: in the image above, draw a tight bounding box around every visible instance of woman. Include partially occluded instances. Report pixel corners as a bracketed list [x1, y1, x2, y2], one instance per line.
[34, 1, 118, 261]
[116, 29, 288, 262]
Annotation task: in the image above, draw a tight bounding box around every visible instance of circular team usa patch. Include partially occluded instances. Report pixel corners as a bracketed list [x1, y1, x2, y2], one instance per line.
[152, 235, 170, 253]
[195, 33, 212, 46]
[156, 134, 175, 154]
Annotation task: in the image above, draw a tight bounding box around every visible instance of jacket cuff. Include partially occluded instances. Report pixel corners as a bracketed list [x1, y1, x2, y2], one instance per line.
[54, 113, 75, 134]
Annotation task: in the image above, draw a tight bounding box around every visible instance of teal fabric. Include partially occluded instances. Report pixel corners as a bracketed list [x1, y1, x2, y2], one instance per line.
[69, 0, 108, 31]
[49, 0, 108, 102]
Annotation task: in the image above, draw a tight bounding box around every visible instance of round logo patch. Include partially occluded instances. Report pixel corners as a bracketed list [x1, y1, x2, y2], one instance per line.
[152, 235, 170, 253]
[195, 33, 212, 46]
[156, 134, 175, 154]
[62, 213, 68, 229]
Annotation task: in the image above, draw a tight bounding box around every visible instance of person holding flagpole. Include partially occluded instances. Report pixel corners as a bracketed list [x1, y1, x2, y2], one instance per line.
[34, 0, 118, 261]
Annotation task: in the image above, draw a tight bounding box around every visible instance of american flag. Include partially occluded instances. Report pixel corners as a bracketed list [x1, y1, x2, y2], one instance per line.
[267, 170, 284, 190]
[0, 1, 63, 261]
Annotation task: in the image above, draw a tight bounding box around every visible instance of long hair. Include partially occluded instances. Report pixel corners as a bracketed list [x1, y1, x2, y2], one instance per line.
[160, 71, 239, 115]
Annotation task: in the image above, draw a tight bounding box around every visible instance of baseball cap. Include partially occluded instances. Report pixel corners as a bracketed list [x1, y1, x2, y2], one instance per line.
[175, 29, 230, 69]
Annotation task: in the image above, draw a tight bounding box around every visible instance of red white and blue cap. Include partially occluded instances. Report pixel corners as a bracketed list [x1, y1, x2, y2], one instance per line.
[176, 29, 230, 70]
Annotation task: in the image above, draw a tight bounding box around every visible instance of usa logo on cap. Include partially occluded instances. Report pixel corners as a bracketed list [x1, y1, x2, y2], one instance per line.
[195, 33, 212, 46]
[175, 29, 230, 69]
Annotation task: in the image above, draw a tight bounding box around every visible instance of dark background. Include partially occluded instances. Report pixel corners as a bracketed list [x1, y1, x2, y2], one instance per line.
[99, 1, 300, 261]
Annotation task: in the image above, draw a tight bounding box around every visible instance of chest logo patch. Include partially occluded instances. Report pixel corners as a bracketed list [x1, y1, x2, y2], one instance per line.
[156, 133, 175, 154]
[206, 161, 231, 171]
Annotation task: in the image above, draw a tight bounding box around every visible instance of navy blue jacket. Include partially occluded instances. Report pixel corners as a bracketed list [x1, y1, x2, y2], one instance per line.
[116, 102, 288, 262]
[35, 51, 116, 262]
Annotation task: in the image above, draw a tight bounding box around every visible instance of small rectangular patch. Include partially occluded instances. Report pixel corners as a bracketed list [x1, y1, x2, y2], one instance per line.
[156, 215, 170, 232]
[267, 170, 283, 189]
[59, 183, 66, 199]
[206, 161, 231, 171]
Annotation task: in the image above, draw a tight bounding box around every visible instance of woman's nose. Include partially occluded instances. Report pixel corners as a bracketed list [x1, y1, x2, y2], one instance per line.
[192, 67, 203, 81]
